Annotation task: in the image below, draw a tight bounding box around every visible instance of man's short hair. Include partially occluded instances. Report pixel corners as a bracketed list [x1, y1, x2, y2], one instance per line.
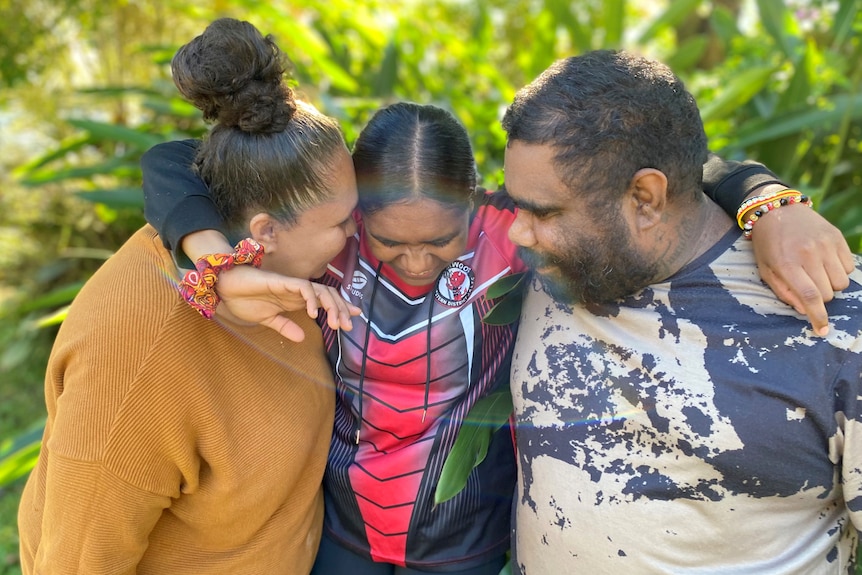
[502, 50, 709, 207]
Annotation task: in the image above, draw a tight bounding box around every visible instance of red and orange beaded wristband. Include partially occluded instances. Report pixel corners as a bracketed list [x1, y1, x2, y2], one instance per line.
[735, 189, 813, 239]
[177, 238, 265, 318]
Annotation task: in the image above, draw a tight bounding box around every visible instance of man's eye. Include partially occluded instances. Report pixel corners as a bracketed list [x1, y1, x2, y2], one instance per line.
[532, 210, 555, 220]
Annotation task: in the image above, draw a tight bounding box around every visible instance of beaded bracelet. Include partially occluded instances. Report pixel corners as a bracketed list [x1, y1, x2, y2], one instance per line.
[735, 189, 802, 229]
[738, 191, 813, 239]
[177, 238, 265, 318]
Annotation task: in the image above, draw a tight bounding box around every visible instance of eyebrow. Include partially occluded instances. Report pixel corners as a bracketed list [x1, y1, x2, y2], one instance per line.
[499, 185, 557, 214]
[508, 194, 558, 215]
[368, 229, 462, 245]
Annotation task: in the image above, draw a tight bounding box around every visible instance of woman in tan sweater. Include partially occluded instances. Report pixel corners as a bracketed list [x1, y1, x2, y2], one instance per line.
[18, 18, 358, 575]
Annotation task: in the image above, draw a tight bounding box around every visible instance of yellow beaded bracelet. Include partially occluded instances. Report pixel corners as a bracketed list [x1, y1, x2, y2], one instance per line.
[735, 189, 802, 229]
[737, 191, 813, 239]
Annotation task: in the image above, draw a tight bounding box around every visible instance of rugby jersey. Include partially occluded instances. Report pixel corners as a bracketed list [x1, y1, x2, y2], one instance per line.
[316, 190, 525, 569]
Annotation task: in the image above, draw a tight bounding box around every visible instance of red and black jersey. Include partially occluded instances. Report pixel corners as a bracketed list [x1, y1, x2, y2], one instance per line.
[317, 190, 525, 570]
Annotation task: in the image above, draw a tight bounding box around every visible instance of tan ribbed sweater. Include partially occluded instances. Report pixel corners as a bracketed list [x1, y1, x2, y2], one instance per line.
[18, 226, 335, 574]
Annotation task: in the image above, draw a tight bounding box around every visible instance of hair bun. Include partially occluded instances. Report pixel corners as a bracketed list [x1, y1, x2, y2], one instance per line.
[171, 18, 297, 133]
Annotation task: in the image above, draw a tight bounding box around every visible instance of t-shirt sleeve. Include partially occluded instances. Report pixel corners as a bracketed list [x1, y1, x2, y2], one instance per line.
[141, 139, 226, 256]
[702, 153, 787, 217]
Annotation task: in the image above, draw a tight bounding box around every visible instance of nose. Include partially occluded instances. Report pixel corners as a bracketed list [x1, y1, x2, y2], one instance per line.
[402, 248, 433, 274]
[508, 210, 536, 248]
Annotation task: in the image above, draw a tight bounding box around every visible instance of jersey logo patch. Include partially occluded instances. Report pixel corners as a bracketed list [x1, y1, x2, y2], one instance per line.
[350, 270, 368, 298]
[434, 261, 475, 307]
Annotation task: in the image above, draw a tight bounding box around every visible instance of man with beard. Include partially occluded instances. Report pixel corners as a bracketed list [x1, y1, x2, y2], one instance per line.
[501, 50, 862, 574]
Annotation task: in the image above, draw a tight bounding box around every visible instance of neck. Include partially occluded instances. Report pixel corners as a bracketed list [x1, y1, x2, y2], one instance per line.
[651, 194, 734, 282]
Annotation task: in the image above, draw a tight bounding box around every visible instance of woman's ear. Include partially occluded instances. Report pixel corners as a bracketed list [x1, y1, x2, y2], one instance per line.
[247, 212, 280, 254]
[626, 168, 668, 232]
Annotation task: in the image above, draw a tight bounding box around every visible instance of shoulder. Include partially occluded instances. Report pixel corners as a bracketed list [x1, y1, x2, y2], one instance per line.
[51, 227, 198, 400]
[468, 189, 524, 272]
[141, 139, 200, 169]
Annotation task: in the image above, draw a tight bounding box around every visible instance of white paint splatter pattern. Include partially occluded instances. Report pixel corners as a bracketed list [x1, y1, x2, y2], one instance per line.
[512, 233, 862, 574]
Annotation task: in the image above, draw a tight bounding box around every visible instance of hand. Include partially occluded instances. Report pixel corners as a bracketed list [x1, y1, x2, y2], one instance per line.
[751, 203, 854, 336]
[214, 265, 360, 341]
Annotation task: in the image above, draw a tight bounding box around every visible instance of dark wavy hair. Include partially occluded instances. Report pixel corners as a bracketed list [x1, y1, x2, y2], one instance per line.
[171, 18, 347, 234]
[502, 50, 708, 209]
[351, 102, 479, 215]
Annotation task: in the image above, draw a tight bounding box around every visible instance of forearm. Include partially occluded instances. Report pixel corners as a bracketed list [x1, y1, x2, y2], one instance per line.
[702, 153, 787, 216]
[181, 229, 234, 262]
[141, 140, 229, 265]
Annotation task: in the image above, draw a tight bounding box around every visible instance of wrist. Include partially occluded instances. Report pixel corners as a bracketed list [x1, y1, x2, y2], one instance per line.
[180, 229, 234, 263]
[736, 189, 813, 239]
[177, 238, 265, 318]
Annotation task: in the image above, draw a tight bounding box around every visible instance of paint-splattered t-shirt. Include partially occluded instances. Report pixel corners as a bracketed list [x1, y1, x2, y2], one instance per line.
[511, 227, 862, 574]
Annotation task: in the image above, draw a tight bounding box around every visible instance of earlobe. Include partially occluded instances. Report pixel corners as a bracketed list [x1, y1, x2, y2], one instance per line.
[628, 168, 668, 231]
[248, 213, 279, 254]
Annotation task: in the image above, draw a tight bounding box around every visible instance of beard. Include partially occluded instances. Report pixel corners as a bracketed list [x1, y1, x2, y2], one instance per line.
[518, 218, 658, 305]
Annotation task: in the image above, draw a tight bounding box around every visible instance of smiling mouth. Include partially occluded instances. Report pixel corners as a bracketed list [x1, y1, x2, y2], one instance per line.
[402, 270, 434, 279]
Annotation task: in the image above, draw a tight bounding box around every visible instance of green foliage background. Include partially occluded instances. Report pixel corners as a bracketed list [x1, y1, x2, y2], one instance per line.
[0, 0, 860, 572]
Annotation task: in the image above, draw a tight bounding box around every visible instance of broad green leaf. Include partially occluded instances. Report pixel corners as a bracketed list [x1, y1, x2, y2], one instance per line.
[603, 0, 625, 48]
[543, 0, 592, 53]
[709, 5, 741, 45]
[728, 93, 862, 149]
[435, 388, 514, 504]
[314, 58, 361, 94]
[0, 421, 44, 487]
[485, 272, 527, 300]
[0, 423, 44, 458]
[482, 295, 523, 326]
[637, 0, 701, 45]
[12, 135, 91, 174]
[143, 97, 200, 118]
[0, 438, 41, 487]
[755, 0, 799, 57]
[272, 15, 359, 93]
[776, 41, 814, 113]
[699, 65, 776, 124]
[832, 0, 859, 46]
[20, 158, 138, 185]
[15, 282, 85, 313]
[35, 305, 71, 328]
[67, 119, 164, 150]
[78, 86, 164, 98]
[74, 187, 145, 209]
[665, 36, 709, 73]
[373, 40, 398, 97]
[820, 189, 862, 235]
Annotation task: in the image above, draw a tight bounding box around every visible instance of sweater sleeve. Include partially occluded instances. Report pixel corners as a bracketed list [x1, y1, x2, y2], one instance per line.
[141, 139, 226, 253]
[30, 456, 170, 574]
[702, 153, 786, 217]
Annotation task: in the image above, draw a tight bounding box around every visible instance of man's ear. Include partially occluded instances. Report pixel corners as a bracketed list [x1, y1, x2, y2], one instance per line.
[247, 212, 280, 254]
[626, 168, 668, 232]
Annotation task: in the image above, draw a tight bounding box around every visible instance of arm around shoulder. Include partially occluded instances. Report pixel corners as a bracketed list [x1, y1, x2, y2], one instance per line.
[141, 139, 227, 254]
